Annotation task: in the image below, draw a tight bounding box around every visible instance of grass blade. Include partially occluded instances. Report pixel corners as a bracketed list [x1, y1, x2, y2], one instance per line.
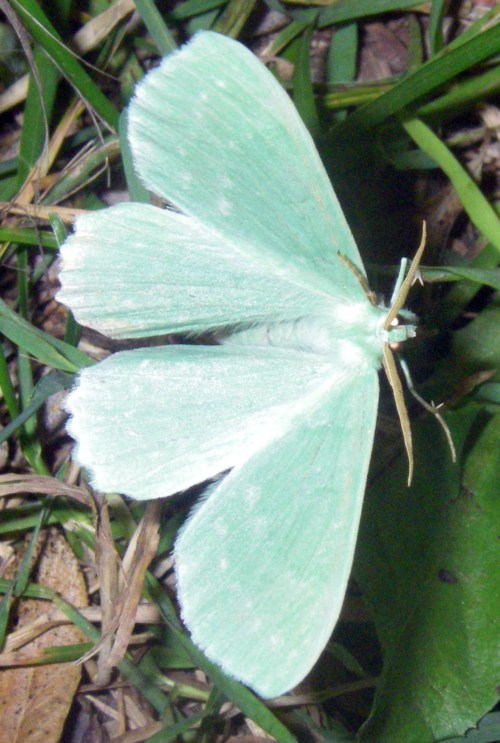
[402, 117, 500, 254]
[10, 0, 119, 129]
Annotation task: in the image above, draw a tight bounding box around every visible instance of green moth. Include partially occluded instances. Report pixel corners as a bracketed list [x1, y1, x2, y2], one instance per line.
[58, 31, 420, 698]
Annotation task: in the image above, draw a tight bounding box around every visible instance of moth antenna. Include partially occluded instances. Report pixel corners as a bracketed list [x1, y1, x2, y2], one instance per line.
[389, 257, 408, 306]
[337, 252, 377, 306]
[399, 359, 457, 463]
[384, 221, 427, 330]
[382, 344, 413, 486]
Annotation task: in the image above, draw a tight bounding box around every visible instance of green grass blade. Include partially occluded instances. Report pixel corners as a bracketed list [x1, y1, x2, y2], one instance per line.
[312, 0, 434, 28]
[168, 0, 226, 21]
[0, 344, 20, 420]
[439, 243, 499, 328]
[417, 64, 500, 122]
[428, 0, 446, 54]
[407, 14, 424, 70]
[10, 0, 119, 130]
[134, 0, 176, 55]
[213, 0, 257, 37]
[327, 22, 357, 84]
[15, 243, 47, 472]
[333, 13, 500, 135]
[12, 511, 48, 595]
[264, 20, 309, 56]
[146, 713, 205, 743]
[0, 225, 57, 248]
[0, 297, 93, 372]
[0, 370, 74, 447]
[41, 137, 120, 206]
[316, 0, 445, 27]
[402, 117, 500, 254]
[421, 266, 500, 290]
[16, 44, 58, 185]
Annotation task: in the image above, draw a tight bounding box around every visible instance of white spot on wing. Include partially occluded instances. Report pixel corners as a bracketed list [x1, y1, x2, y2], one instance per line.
[252, 515, 269, 535]
[214, 518, 228, 537]
[218, 198, 233, 216]
[244, 486, 260, 508]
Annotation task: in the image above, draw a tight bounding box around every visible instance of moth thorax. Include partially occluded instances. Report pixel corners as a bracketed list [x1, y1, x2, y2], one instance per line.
[223, 311, 384, 369]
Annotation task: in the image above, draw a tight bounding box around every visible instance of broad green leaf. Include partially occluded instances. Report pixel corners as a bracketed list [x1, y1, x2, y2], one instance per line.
[442, 712, 500, 742]
[356, 408, 500, 742]
[452, 305, 500, 380]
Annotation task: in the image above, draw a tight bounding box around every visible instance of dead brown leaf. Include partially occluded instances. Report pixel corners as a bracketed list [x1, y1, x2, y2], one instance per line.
[0, 528, 88, 743]
[107, 500, 162, 669]
[0, 473, 91, 506]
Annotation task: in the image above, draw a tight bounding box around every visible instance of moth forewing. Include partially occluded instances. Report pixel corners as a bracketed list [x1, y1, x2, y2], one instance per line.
[58, 31, 432, 699]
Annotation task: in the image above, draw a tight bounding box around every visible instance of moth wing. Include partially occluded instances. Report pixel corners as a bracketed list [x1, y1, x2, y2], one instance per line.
[65, 344, 339, 501]
[128, 31, 366, 301]
[175, 369, 379, 698]
[57, 202, 334, 338]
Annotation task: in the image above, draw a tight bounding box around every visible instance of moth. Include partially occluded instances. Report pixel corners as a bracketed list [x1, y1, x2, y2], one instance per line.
[58, 31, 423, 698]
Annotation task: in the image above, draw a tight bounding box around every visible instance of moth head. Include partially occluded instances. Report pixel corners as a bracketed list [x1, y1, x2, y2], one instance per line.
[384, 311, 418, 344]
